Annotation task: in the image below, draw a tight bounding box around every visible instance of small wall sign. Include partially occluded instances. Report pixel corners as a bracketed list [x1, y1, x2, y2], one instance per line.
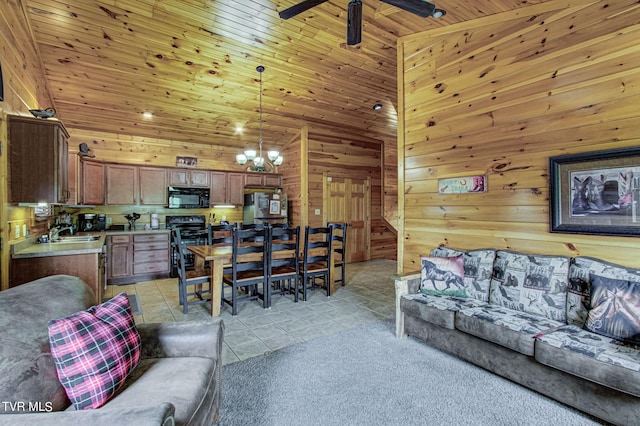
[438, 175, 487, 194]
[176, 156, 197, 168]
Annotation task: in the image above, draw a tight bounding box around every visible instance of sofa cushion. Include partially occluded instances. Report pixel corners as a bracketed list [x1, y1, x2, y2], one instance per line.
[455, 304, 564, 355]
[430, 247, 496, 302]
[488, 250, 570, 322]
[419, 255, 466, 297]
[48, 292, 141, 410]
[535, 325, 640, 397]
[584, 274, 640, 345]
[0, 275, 96, 413]
[99, 356, 218, 425]
[568, 256, 640, 327]
[401, 293, 487, 329]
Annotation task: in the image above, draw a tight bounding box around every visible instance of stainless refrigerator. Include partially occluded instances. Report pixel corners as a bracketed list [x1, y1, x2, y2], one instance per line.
[243, 192, 288, 225]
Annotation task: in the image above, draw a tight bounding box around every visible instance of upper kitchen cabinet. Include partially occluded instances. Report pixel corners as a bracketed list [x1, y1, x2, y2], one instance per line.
[168, 168, 210, 187]
[80, 160, 105, 205]
[106, 164, 138, 205]
[210, 171, 244, 206]
[244, 172, 282, 188]
[8, 115, 70, 203]
[139, 167, 168, 205]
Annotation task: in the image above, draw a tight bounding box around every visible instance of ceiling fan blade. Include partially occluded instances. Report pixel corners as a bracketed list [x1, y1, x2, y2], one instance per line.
[279, 0, 331, 19]
[347, 0, 362, 46]
[378, 0, 437, 18]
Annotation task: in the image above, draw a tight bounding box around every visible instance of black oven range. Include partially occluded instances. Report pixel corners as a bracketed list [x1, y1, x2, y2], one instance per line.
[167, 215, 208, 278]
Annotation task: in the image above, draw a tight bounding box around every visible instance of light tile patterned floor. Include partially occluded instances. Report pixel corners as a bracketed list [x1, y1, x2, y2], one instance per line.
[104, 259, 397, 366]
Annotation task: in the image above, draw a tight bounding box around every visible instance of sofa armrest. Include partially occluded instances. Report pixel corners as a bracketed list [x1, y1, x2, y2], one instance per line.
[394, 271, 420, 339]
[0, 403, 175, 426]
[136, 319, 224, 361]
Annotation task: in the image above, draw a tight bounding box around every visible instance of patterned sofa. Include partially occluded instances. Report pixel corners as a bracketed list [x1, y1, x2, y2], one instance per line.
[0, 275, 224, 425]
[395, 249, 640, 425]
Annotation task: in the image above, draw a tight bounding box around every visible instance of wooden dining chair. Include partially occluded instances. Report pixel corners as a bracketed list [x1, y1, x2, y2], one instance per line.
[299, 225, 333, 301]
[207, 222, 235, 245]
[329, 222, 348, 286]
[172, 228, 211, 314]
[222, 227, 269, 315]
[265, 225, 300, 307]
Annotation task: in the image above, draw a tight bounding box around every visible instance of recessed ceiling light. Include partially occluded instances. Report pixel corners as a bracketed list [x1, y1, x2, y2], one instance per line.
[142, 112, 153, 119]
[373, 103, 383, 110]
[236, 126, 244, 133]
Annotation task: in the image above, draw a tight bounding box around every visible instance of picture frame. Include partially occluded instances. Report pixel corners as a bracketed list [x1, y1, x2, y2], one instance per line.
[0, 63, 4, 102]
[549, 147, 640, 236]
[176, 156, 197, 168]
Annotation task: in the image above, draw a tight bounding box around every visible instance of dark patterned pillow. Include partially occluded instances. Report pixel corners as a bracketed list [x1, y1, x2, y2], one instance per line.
[48, 292, 141, 410]
[430, 247, 496, 302]
[488, 250, 570, 322]
[420, 255, 466, 297]
[584, 274, 640, 345]
[568, 256, 640, 327]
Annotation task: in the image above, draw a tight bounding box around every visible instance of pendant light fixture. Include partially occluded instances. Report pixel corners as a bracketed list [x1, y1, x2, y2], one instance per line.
[236, 65, 283, 172]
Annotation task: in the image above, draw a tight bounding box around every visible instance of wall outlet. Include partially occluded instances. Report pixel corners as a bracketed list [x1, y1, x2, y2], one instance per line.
[315, 209, 321, 215]
[106, 217, 113, 225]
[22, 224, 27, 237]
[15, 225, 20, 239]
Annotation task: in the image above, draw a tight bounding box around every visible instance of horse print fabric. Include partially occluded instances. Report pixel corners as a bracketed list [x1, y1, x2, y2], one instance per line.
[584, 274, 640, 345]
[419, 255, 466, 297]
[568, 256, 640, 327]
[430, 247, 496, 302]
[488, 250, 570, 322]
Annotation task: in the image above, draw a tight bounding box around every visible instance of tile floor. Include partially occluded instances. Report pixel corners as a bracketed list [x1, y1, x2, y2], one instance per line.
[104, 259, 397, 366]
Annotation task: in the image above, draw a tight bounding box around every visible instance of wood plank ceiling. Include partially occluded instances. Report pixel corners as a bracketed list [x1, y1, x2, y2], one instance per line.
[24, 0, 546, 151]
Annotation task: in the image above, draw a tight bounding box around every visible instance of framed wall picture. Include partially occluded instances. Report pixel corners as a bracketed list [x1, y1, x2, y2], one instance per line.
[549, 147, 640, 236]
[176, 156, 197, 168]
[0, 63, 4, 101]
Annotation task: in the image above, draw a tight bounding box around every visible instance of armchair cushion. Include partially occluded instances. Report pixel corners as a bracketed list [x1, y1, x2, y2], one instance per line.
[48, 292, 141, 410]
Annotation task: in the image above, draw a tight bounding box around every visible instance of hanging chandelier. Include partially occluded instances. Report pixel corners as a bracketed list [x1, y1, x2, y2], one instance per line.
[236, 65, 283, 172]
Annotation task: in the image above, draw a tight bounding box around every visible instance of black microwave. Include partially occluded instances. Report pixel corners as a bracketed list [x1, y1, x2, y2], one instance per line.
[168, 187, 210, 209]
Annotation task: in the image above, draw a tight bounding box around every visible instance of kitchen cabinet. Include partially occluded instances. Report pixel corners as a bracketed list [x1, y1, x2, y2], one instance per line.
[210, 171, 245, 206]
[107, 235, 132, 281]
[8, 115, 70, 203]
[132, 233, 170, 276]
[80, 160, 105, 205]
[11, 249, 106, 302]
[244, 172, 282, 188]
[106, 164, 138, 205]
[107, 232, 170, 284]
[67, 152, 78, 205]
[169, 168, 210, 187]
[139, 167, 168, 205]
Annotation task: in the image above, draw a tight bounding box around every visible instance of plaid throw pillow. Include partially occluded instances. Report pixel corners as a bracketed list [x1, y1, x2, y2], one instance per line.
[48, 292, 141, 410]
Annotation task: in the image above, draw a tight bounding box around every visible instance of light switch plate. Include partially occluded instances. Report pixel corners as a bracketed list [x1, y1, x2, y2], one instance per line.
[315, 209, 321, 215]
[22, 224, 27, 237]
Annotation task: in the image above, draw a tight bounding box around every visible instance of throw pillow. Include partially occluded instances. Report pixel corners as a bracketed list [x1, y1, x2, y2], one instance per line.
[420, 255, 466, 297]
[430, 247, 496, 302]
[48, 292, 141, 410]
[489, 250, 570, 322]
[584, 274, 640, 345]
[568, 256, 640, 327]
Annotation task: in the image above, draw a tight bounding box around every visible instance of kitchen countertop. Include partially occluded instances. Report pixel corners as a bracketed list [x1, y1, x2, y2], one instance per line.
[11, 229, 172, 259]
[11, 234, 107, 259]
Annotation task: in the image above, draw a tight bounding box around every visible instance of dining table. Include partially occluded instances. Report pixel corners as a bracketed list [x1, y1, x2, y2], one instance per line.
[186, 243, 335, 317]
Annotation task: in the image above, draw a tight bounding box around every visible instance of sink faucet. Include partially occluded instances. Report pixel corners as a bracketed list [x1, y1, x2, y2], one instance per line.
[49, 226, 74, 242]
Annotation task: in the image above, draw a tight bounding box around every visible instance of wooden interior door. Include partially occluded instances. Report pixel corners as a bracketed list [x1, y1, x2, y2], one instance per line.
[325, 175, 370, 263]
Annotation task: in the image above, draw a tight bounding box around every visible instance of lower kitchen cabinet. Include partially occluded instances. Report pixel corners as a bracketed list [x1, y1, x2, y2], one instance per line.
[11, 252, 106, 302]
[107, 232, 170, 284]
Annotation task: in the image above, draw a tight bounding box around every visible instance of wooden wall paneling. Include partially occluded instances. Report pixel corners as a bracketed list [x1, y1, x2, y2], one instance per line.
[0, 0, 57, 290]
[398, 0, 640, 273]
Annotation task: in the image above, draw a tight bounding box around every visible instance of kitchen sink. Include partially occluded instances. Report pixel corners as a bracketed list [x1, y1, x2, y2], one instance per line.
[50, 236, 101, 243]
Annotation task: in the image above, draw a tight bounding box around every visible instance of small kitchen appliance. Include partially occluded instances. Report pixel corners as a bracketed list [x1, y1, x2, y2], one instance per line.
[78, 214, 98, 232]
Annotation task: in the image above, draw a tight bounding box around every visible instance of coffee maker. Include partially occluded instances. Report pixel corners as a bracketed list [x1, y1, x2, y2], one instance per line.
[78, 214, 98, 232]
